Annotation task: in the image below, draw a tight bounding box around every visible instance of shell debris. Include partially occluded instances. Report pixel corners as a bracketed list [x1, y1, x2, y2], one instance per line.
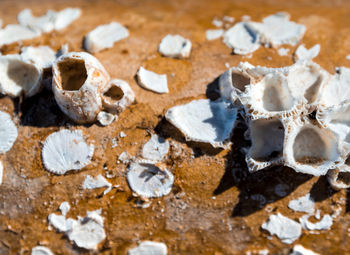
[83, 174, 115, 195]
[31, 246, 54, 255]
[0, 24, 41, 47]
[84, 22, 129, 53]
[128, 241, 167, 255]
[261, 213, 302, 244]
[294, 44, 320, 62]
[0, 111, 18, 153]
[288, 194, 315, 214]
[165, 99, 238, 149]
[59, 201, 71, 217]
[206, 29, 224, 41]
[97, 111, 116, 126]
[21, 46, 56, 70]
[42, 129, 94, 175]
[158, 34, 192, 59]
[290, 245, 320, 255]
[299, 214, 333, 231]
[277, 47, 290, 56]
[142, 134, 169, 162]
[136, 66, 168, 94]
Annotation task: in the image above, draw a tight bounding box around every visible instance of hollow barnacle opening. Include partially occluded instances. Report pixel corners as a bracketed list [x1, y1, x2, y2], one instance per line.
[57, 58, 87, 91]
[246, 118, 285, 171]
[103, 85, 124, 101]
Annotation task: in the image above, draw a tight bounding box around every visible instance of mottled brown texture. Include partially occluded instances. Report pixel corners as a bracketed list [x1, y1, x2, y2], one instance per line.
[0, 0, 350, 254]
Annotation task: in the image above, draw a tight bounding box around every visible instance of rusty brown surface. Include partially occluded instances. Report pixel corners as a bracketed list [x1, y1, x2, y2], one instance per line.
[0, 0, 350, 254]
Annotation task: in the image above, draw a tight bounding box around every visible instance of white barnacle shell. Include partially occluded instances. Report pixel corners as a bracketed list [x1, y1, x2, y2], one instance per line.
[101, 79, 135, 114]
[0, 24, 41, 47]
[218, 62, 254, 102]
[0, 111, 17, 153]
[245, 118, 285, 172]
[283, 117, 342, 176]
[165, 99, 238, 149]
[287, 61, 330, 112]
[223, 22, 260, 55]
[241, 71, 305, 120]
[31, 246, 54, 255]
[0, 54, 42, 97]
[136, 66, 168, 94]
[21, 46, 57, 70]
[158, 34, 192, 59]
[52, 52, 110, 123]
[327, 168, 350, 190]
[84, 22, 129, 53]
[252, 12, 306, 47]
[127, 162, 174, 198]
[42, 129, 94, 175]
[128, 241, 167, 255]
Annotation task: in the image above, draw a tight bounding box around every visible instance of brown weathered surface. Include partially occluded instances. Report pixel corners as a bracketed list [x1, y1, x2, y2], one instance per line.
[0, 0, 350, 254]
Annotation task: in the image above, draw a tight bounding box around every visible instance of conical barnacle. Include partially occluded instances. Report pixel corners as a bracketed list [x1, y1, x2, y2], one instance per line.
[218, 62, 254, 102]
[245, 118, 285, 172]
[223, 22, 260, 55]
[101, 79, 135, 114]
[165, 99, 238, 149]
[318, 67, 350, 108]
[127, 162, 174, 198]
[241, 71, 305, 120]
[0, 111, 18, 153]
[52, 52, 110, 123]
[0, 54, 42, 97]
[283, 117, 342, 176]
[287, 61, 329, 112]
[41, 129, 94, 175]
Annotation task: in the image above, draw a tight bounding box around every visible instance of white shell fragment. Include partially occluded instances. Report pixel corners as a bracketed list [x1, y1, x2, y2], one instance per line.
[0, 111, 18, 153]
[127, 163, 174, 198]
[288, 194, 315, 214]
[142, 134, 169, 162]
[59, 201, 70, 216]
[299, 214, 333, 231]
[42, 129, 94, 175]
[21, 46, 56, 69]
[101, 79, 135, 114]
[206, 29, 224, 41]
[278, 48, 290, 56]
[31, 246, 54, 255]
[128, 241, 167, 255]
[52, 52, 110, 123]
[223, 22, 260, 55]
[18, 8, 81, 33]
[165, 99, 238, 148]
[48, 213, 74, 232]
[136, 66, 168, 94]
[84, 22, 129, 53]
[261, 213, 302, 244]
[290, 245, 320, 255]
[0, 54, 42, 97]
[294, 44, 320, 62]
[158, 34, 192, 59]
[83, 174, 113, 195]
[0, 24, 41, 47]
[97, 111, 115, 126]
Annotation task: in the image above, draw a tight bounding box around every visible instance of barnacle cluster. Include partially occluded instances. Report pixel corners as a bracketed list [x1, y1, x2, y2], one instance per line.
[219, 59, 350, 189]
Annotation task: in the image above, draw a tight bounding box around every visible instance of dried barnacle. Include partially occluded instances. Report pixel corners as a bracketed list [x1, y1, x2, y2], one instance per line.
[128, 241, 167, 255]
[165, 99, 238, 149]
[41, 129, 94, 175]
[158, 34, 192, 59]
[241, 72, 305, 120]
[245, 118, 285, 172]
[101, 79, 135, 114]
[283, 118, 342, 176]
[136, 66, 168, 94]
[223, 22, 260, 55]
[52, 52, 110, 123]
[0, 24, 41, 47]
[0, 111, 18, 154]
[127, 162, 174, 198]
[0, 54, 42, 97]
[84, 22, 129, 53]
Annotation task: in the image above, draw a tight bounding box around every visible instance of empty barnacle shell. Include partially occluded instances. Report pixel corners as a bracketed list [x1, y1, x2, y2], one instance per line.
[0, 54, 42, 97]
[283, 117, 342, 176]
[327, 168, 350, 190]
[0, 24, 41, 47]
[101, 79, 135, 114]
[127, 162, 174, 198]
[158, 34, 192, 59]
[52, 52, 110, 123]
[241, 72, 305, 120]
[84, 22, 129, 53]
[0, 111, 17, 153]
[42, 129, 94, 175]
[245, 118, 285, 172]
[223, 22, 260, 55]
[287, 61, 329, 112]
[165, 99, 238, 149]
[218, 62, 254, 102]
